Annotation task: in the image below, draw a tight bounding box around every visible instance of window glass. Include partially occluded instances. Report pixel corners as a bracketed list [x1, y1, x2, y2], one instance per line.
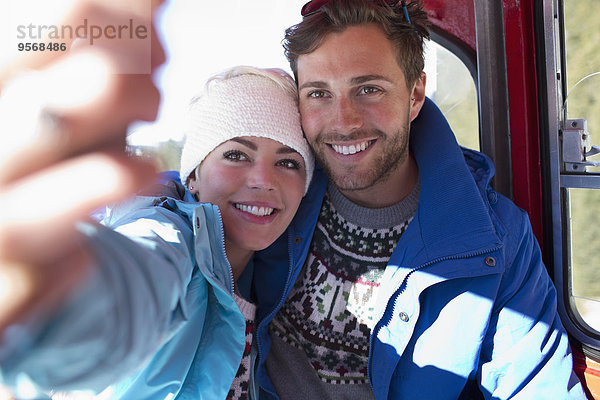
[424, 42, 479, 151]
[569, 188, 600, 331]
[563, 0, 600, 332]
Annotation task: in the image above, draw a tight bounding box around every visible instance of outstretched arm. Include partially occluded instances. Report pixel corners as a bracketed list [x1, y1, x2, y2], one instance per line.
[0, 0, 165, 332]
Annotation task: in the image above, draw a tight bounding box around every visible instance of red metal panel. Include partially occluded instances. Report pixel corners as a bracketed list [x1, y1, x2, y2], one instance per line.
[423, 0, 476, 52]
[502, 0, 544, 246]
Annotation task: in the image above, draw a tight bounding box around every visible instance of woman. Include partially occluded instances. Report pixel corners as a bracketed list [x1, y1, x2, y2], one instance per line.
[0, 66, 313, 400]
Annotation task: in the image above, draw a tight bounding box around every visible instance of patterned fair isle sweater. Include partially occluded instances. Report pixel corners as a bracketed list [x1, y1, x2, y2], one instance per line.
[227, 294, 256, 400]
[267, 182, 420, 399]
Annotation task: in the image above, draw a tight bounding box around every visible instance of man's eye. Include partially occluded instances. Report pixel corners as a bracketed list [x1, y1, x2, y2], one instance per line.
[277, 159, 301, 170]
[358, 86, 380, 95]
[223, 150, 249, 161]
[308, 90, 327, 99]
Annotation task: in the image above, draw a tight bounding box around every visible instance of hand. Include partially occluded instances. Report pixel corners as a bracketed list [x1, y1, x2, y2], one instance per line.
[0, 0, 166, 331]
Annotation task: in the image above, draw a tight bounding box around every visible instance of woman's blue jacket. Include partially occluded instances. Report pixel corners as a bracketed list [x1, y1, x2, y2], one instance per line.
[0, 196, 247, 400]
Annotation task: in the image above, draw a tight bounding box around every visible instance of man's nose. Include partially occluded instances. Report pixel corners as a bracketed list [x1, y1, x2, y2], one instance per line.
[332, 97, 363, 133]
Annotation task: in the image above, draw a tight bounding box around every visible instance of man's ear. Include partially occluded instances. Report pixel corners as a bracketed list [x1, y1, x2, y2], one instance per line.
[409, 72, 426, 122]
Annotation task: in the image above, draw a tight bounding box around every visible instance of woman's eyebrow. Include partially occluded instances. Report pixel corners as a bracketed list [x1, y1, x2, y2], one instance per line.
[230, 137, 257, 150]
[277, 146, 299, 155]
[230, 138, 298, 156]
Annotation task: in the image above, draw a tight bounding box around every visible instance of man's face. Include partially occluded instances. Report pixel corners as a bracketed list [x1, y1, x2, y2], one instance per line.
[297, 24, 425, 200]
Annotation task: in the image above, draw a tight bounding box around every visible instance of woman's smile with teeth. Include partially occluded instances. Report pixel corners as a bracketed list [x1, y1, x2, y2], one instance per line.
[331, 140, 372, 155]
[235, 203, 275, 216]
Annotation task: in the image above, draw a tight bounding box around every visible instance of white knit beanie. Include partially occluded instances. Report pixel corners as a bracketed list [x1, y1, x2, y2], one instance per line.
[179, 66, 314, 194]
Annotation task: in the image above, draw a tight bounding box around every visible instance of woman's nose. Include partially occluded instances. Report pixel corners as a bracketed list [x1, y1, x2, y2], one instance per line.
[246, 161, 276, 191]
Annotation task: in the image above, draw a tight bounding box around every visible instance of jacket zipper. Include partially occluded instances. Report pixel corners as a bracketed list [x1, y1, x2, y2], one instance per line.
[366, 245, 501, 391]
[200, 207, 235, 295]
[255, 230, 296, 398]
[217, 209, 236, 295]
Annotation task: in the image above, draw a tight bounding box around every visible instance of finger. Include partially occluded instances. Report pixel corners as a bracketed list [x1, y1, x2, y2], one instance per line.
[0, 51, 160, 184]
[0, 0, 165, 88]
[0, 152, 156, 264]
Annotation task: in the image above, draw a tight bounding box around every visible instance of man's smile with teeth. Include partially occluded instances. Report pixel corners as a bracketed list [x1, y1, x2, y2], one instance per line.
[331, 140, 373, 155]
[235, 204, 275, 216]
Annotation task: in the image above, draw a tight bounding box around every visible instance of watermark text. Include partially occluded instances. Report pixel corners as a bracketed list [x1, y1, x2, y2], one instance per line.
[16, 18, 148, 45]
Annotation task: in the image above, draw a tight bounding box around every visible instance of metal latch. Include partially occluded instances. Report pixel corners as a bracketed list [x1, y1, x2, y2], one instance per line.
[562, 119, 600, 172]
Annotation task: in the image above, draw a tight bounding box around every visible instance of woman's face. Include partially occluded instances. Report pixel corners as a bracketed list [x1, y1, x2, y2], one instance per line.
[189, 136, 306, 253]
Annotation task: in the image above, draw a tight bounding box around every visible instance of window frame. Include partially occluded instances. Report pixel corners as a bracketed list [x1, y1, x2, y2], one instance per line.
[539, 0, 600, 351]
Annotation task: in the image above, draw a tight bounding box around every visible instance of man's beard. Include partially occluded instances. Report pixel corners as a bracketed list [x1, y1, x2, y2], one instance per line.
[312, 125, 409, 192]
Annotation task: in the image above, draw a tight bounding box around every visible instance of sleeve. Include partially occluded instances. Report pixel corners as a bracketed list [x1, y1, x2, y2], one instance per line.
[0, 203, 201, 395]
[477, 208, 587, 399]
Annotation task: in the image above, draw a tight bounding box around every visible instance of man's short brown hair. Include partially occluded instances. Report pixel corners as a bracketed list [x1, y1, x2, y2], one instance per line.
[283, 0, 430, 89]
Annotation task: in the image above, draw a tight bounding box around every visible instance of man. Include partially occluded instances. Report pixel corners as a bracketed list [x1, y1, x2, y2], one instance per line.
[252, 0, 587, 398]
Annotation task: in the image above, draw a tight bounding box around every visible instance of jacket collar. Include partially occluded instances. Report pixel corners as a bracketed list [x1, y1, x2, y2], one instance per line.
[401, 98, 502, 262]
[155, 198, 235, 295]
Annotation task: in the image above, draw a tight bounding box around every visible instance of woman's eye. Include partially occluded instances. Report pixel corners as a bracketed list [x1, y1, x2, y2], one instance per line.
[277, 159, 301, 170]
[223, 150, 249, 162]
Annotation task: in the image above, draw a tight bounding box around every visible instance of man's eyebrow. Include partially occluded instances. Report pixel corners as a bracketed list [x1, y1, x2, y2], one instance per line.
[350, 75, 393, 85]
[298, 81, 328, 91]
[231, 137, 257, 150]
[299, 75, 393, 91]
